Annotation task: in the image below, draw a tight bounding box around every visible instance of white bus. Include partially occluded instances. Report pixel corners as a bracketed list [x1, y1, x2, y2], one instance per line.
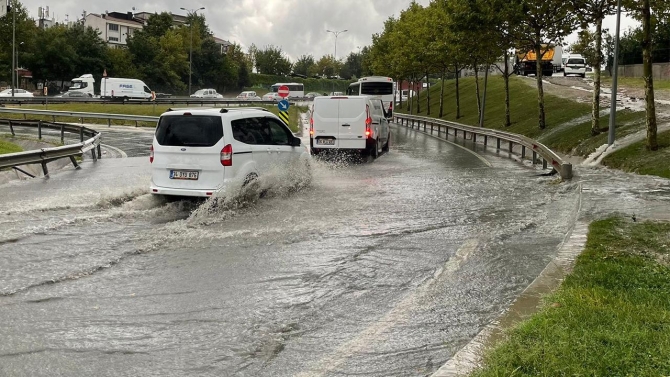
[270, 82, 305, 98]
[346, 76, 395, 116]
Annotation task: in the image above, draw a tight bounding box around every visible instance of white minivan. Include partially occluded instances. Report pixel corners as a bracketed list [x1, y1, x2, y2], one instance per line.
[309, 96, 391, 158]
[150, 108, 311, 198]
[101, 78, 153, 100]
[562, 54, 587, 78]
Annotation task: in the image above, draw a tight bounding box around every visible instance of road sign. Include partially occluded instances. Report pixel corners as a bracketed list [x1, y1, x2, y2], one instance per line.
[43, 86, 48, 96]
[278, 111, 289, 126]
[278, 99, 290, 111]
[103, 69, 107, 78]
[278, 85, 290, 98]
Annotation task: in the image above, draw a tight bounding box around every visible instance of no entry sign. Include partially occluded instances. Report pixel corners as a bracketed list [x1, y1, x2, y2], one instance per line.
[278, 85, 290, 98]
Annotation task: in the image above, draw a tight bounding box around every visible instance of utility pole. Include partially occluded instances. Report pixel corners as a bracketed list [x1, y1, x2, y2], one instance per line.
[326, 29, 347, 93]
[180, 6, 205, 96]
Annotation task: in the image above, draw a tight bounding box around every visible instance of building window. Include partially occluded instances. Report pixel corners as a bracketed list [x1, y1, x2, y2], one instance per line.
[108, 36, 119, 42]
[108, 23, 119, 31]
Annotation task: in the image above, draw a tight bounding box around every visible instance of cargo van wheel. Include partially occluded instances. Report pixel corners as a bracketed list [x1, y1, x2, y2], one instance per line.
[371, 139, 379, 159]
[382, 133, 390, 153]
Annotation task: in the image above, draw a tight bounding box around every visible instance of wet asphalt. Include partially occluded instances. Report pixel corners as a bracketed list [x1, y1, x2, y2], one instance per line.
[0, 122, 627, 376]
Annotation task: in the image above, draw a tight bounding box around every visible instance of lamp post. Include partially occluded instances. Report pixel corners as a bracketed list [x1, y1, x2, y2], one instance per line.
[16, 41, 24, 89]
[11, 0, 16, 97]
[180, 6, 205, 96]
[608, 0, 623, 145]
[326, 29, 348, 74]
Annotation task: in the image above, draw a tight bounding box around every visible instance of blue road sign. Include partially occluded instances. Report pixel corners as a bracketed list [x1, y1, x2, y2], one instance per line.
[278, 99, 290, 111]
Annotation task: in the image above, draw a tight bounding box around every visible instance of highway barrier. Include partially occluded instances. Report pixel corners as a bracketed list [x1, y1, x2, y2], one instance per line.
[0, 119, 101, 177]
[394, 113, 572, 180]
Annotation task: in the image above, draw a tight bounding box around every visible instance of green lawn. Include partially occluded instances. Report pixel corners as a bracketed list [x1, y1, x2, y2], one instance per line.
[603, 129, 670, 179]
[398, 76, 592, 139]
[0, 139, 23, 155]
[471, 217, 670, 377]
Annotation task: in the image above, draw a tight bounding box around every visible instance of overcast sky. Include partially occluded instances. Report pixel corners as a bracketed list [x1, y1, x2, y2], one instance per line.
[18, 0, 639, 62]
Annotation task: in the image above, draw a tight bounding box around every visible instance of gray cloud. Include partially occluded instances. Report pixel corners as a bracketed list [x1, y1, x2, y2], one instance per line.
[19, 0, 430, 61]
[18, 0, 638, 61]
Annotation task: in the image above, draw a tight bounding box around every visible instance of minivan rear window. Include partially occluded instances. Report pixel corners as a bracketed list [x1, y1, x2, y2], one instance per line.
[567, 58, 585, 65]
[155, 115, 223, 147]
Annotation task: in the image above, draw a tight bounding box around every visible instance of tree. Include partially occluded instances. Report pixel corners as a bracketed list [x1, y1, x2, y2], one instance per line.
[0, 0, 38, 84]
[571, 0, 618, 136]
[293, 54, 315, 76]
[27, 25, 77, 86]
[314, 54, 339, 77]
[516, 0, 578, 129]
[106, 47, 140, 78]
[253, 45, 292, 75]
[622, 0, 670, 150]
[341, 52, 363, 80]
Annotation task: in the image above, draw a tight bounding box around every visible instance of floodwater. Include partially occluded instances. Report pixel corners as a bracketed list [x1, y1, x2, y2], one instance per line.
[2, 122, 656, 376]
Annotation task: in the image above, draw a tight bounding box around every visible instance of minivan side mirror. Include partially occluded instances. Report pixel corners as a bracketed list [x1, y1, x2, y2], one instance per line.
[291, 137, 301, 147]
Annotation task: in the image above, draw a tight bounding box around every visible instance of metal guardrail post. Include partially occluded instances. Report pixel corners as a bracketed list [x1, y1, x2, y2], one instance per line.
[9, 120, 14, 136]
[52, 115, 56, 123]
[473, 133, 477, 143]
[79, 128, 84, 142]
[135, 121, 138, 128]
[69, 156, 80, 169]
[81, 117, 84, 124]
[543, 159, 547, 169]
[97, 144, 101, 159]
[60, 124, 64, 143]
[509, 141, 513, 153]
[484, 135, 488, 146]
[533, 151, 537, 164]
[107, 119, 111, 127]
[38, 121, 42, 139]
[496, 138, 501, 150]
[522, 146, 526, 159]
[23, 113, 27, 120]
[41, 161, 48, 177]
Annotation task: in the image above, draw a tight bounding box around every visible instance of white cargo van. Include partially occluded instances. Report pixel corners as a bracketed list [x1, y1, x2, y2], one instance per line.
[309, 96, 391, 158]
[101, 78, 153, 100]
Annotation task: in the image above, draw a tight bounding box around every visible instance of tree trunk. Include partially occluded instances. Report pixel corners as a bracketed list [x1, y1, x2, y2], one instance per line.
[504, 49, 511, 127]
[535, 40, 546, 129]
[591, 18, 603, 136]
[642, 0, 658, 150]
[417, 80, 421, 114]
[439, 69, 445, 118]
[455, 66, 461, 119]
[474, 62, 481, 120]
[426, 71, 430, 116]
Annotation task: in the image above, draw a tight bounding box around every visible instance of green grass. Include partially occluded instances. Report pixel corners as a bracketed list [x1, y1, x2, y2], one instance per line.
[1, 103, 307, 131]
[601, 76, 670, 91]
[0, 139, 23, 155]
[602, 129, 670, 179]
[471, 217, 670, 377]
[398, 76, 592, 139]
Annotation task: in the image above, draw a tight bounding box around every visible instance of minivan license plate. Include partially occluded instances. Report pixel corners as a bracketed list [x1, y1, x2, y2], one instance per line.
[316, 139, 335, 145]
[170, 170, 199, 180]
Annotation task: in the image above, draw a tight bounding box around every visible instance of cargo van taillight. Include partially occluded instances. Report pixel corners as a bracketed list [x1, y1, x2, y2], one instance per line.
[309, 116, 314, 136]
[221, 144, 233, 166]
[150, 145, 154, 163]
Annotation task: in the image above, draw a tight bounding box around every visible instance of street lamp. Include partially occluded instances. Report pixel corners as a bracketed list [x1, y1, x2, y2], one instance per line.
[16, 41, 24, 89]
[326, 29, 348, 74]
[11, 0, 16, 97]
[608, 0, 623, 145]
[180, 6, 205, 96]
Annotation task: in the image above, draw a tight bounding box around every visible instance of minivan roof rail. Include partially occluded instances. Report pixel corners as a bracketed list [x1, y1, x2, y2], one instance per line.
[165, 107, 271, 113]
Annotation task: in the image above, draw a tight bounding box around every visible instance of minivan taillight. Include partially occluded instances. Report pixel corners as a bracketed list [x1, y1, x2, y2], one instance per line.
[365, 126, 371, 138]
[150, 145, 154, 163]
[221, 144, 232, 166]
[309, 117, 314, 136]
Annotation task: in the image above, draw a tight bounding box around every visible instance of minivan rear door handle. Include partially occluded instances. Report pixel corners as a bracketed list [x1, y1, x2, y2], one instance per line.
[341, 124, 350, 127]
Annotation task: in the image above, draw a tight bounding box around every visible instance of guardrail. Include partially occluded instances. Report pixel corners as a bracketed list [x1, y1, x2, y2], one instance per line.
[0, 108, 159, 127]
[0, 97, 291, 106]
[0, 119, 102, 177]
[394, 113, 572, 179]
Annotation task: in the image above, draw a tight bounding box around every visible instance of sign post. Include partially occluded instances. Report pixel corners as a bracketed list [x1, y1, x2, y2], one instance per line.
[44, 83, 48, 108]
[277, 85, 290, 126]
[102, 69, 107, 105]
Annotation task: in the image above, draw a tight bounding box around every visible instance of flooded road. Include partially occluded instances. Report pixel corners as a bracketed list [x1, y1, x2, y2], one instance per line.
[1, 124, 588, 376]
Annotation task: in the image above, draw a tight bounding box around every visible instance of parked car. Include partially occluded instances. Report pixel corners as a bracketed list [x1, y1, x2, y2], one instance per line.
[262, 92, 281, 101]
[150, 107, 311, 198]
[56, 91, 93, 98]
[305, 92, 321, 99]
[562, 54, 587, 78]
[236, 91, 261, 100]
[310, 96, 391, 159]
[190, 89, 223, 99]
[0, 89, 34, 98]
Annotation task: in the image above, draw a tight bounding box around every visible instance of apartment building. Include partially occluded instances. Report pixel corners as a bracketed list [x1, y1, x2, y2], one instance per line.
[83, 12, 143, 47]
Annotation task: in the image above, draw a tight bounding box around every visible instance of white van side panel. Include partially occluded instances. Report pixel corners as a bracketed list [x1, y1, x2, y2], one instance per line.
[312, 97, 343, 149]
[337, 98, 367, 150]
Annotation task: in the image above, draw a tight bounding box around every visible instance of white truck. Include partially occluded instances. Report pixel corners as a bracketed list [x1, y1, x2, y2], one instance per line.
[68, 74, 96, 97]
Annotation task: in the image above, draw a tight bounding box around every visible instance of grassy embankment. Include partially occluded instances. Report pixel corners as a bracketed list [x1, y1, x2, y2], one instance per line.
[0, 103, 305, 133]
[401, 75, 670, 178]
[0, 139, 23, 155]
[470, 217, 670, 376]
